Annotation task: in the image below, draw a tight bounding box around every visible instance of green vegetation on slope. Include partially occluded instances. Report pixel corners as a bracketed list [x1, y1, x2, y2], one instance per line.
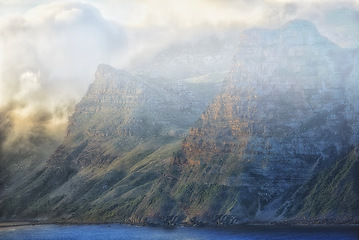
[282, 146, 359, 222]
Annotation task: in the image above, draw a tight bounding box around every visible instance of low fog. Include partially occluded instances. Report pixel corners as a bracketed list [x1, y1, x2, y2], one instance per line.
[0, 0, 358, 157]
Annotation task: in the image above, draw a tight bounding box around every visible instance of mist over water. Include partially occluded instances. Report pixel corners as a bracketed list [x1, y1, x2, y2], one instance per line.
[0, 224, 358, 240]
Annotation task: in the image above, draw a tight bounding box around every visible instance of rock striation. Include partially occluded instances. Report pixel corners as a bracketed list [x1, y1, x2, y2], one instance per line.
[171, 20, 359, 221]
[50, 64, 219, 170]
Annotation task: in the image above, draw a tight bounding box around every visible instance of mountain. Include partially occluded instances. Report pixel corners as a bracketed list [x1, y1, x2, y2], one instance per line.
[176, 19, 358, 183]
[49, 64, 217, 170]
[0, 64, 223, 222]
[139, 20, 359, 224]
[1, 19, 359, 225]
[0, 29, 236, 221]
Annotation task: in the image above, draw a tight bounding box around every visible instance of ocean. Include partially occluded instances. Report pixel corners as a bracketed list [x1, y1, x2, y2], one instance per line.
[0, 224, 358, 240]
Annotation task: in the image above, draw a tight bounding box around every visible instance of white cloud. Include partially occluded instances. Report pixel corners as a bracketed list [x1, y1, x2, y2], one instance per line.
[54, 8, 83, 24]
[0, 1, 126, 147]
[16, 71, 41, 100]
[0, 1, 126, 105]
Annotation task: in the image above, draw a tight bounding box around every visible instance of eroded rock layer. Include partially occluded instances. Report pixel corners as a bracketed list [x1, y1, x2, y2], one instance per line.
[172, 20, 359, 221]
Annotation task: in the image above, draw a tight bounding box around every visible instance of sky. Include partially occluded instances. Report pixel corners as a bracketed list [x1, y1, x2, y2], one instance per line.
[0, 0, 359, 152]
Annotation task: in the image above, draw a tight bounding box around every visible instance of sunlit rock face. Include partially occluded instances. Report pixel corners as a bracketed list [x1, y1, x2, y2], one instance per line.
[49, 64, 221, 170]
[174, 20, 359, 219]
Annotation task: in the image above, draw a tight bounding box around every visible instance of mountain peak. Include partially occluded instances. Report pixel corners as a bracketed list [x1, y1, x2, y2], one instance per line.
[283, 19, 317, 30]
[174, 18, 359, 223]
[241, 19, 332, 47]
[94, 64, 133, 85]
[96, 63, 119, 74]
[280, 19, 334, 48]
[96, 64, 131, 75]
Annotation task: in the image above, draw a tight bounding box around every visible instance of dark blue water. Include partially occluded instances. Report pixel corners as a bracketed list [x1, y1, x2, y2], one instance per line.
[0, 224, 358, 240]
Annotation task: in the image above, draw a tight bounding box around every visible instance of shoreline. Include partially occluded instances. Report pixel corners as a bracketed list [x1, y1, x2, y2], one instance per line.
[1, 220, 359, 229]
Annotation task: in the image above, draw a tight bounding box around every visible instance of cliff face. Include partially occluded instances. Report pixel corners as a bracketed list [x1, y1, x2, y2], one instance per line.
[50, 64, 218, 170]
[281, 145, 359, 223]
[170, 20, 359, 221]
[0, 63, 224, 221]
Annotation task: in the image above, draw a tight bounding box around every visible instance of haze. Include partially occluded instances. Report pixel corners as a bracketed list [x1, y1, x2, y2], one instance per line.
[0, 0, 359, 154]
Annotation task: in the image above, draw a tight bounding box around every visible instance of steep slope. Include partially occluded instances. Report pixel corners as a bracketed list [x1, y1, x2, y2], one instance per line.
[281, 146, 359, 223]
[0, 29, 236, 222]
[0, 64, 223, 221]
[0, 111, 64, 220]
[138, 20, 359, 224]
[279, 50, 359, 223]
[49, 64, 212, 170]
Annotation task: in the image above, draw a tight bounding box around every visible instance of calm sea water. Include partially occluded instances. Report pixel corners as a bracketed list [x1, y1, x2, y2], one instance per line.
[0, 224, 358, 240]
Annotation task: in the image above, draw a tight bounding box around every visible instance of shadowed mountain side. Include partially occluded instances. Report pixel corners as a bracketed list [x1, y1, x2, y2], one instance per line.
[0, 111, 64, 220]
[164, 20, 359, 224]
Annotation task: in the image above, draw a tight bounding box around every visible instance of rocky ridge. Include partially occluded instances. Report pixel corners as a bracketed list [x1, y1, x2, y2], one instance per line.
[168, 20, 359, 222]
[50, 64, 216, 170]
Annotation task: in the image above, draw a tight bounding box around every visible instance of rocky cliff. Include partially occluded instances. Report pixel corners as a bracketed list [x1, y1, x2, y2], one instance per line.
[0, 63, 223, 221]
[49, 64, 217, 170]
[165, 20, 359, 223]
[281, 145, 359, 223]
